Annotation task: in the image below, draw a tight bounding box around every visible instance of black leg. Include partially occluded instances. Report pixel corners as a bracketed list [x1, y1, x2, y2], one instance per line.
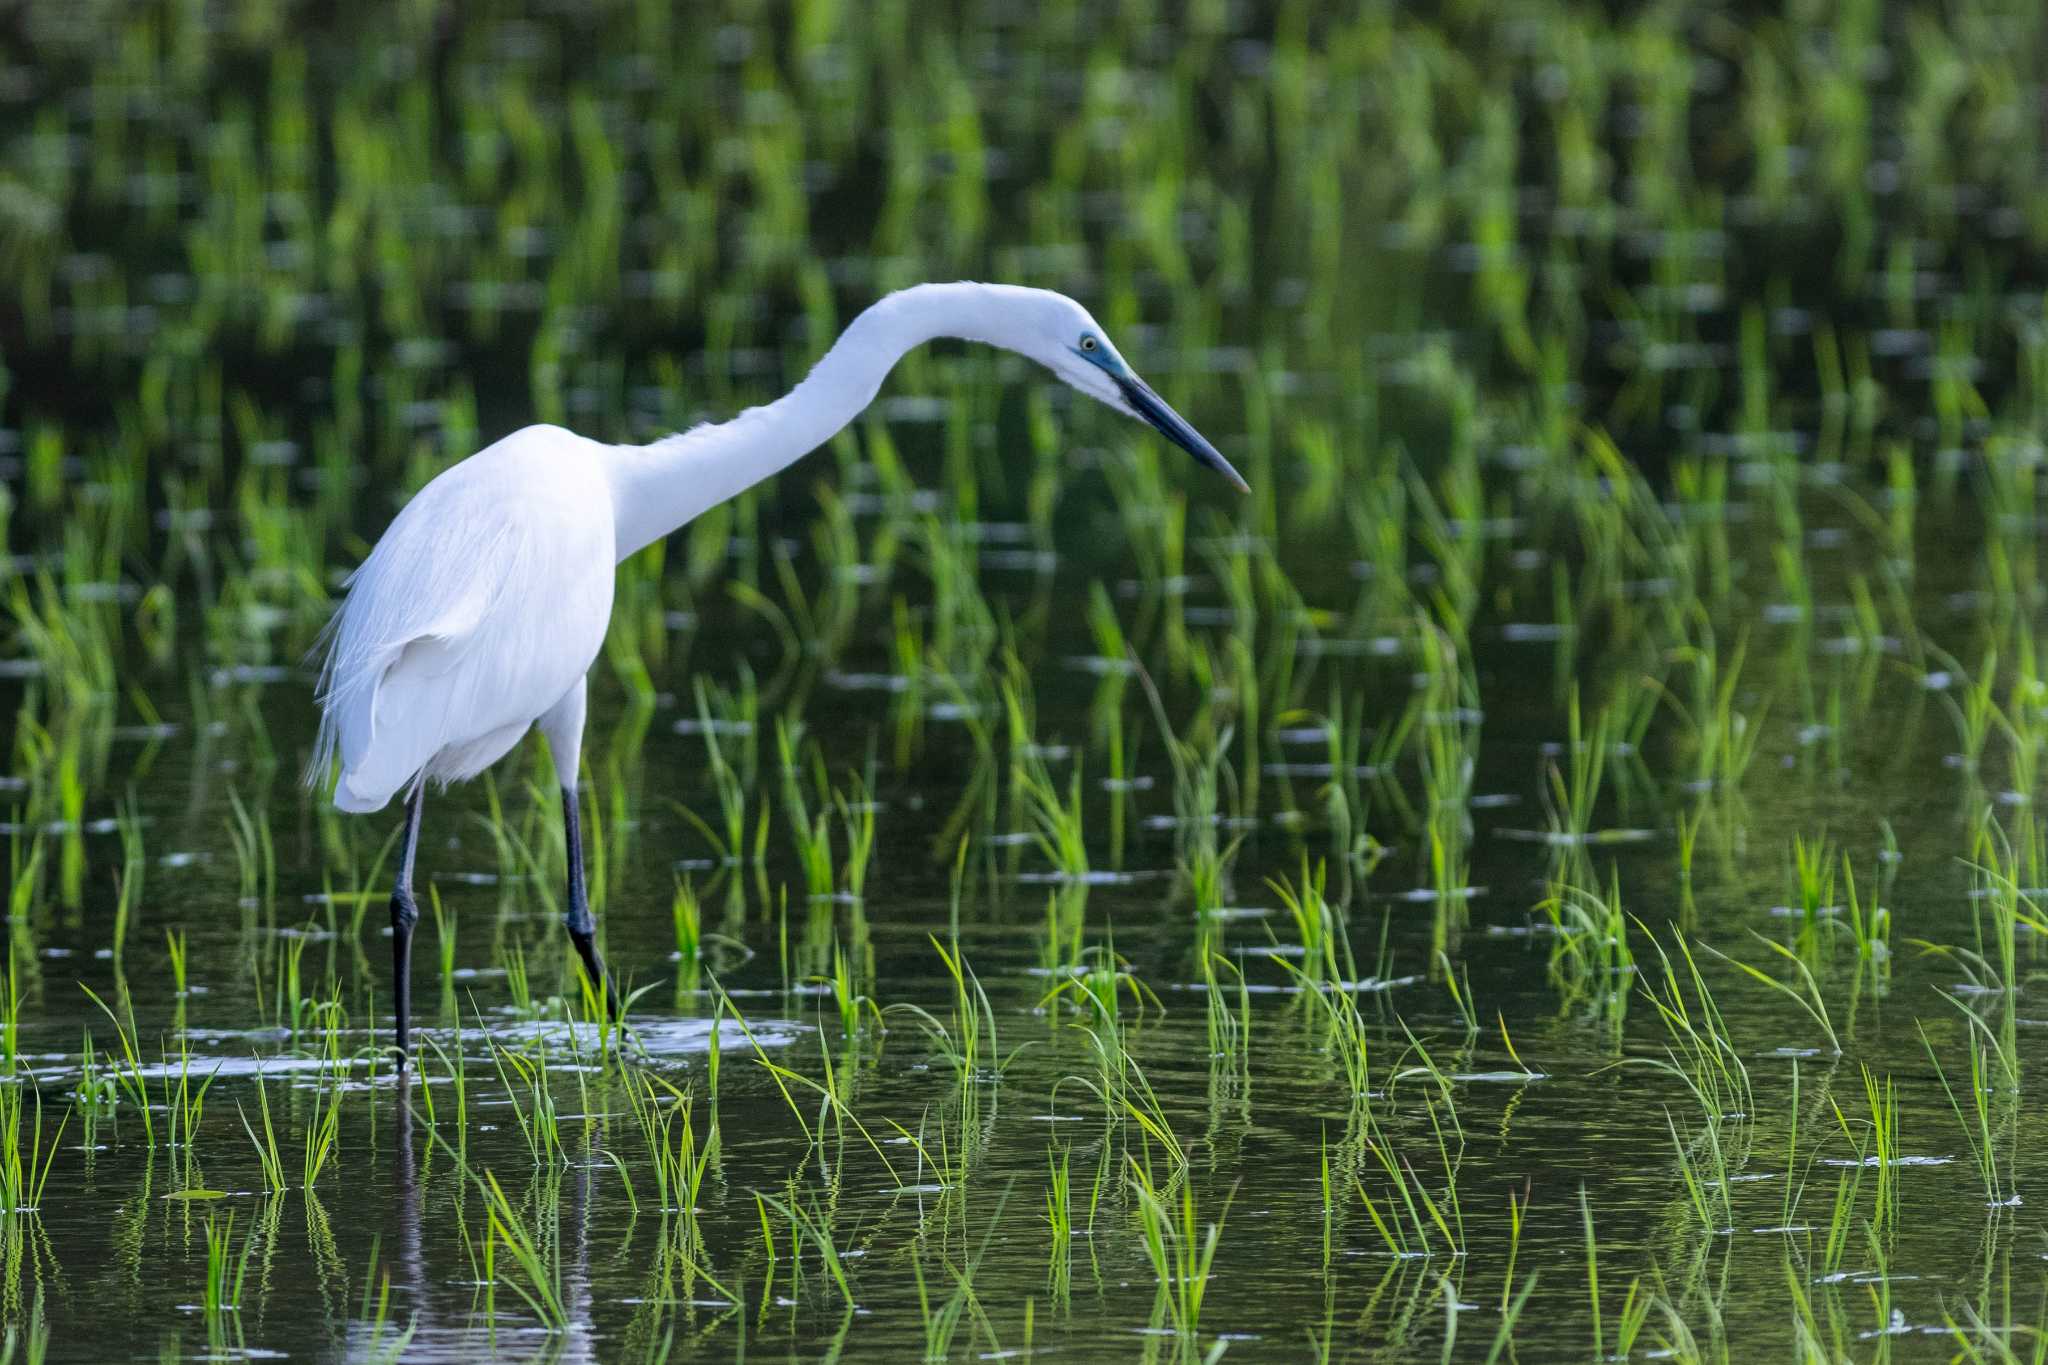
[561, 787, 621, 1019]
[390, 786, 425, 1067]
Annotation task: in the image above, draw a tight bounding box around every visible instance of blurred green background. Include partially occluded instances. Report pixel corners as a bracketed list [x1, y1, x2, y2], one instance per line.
[2, 2, 2047, 1361]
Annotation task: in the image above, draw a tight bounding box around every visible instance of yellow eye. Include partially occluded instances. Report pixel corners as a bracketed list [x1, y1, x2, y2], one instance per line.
[1080, 335, 1098, 352]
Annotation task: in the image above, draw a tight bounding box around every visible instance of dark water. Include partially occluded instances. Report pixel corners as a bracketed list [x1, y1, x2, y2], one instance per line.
[19, 584, 2037, 1363]
[5, 3, 2048, 1361]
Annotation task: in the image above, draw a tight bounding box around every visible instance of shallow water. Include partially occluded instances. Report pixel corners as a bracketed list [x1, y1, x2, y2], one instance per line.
[6, 3, 2048, 1362]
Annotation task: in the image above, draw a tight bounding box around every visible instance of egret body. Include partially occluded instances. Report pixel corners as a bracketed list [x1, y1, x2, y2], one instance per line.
[309, 282, 1247, 1062]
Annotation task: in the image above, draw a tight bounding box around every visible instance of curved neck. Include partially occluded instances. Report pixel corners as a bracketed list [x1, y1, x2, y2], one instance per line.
[607, 283, 1000, 560]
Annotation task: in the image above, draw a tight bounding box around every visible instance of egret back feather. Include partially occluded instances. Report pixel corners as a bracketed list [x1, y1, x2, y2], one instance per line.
[309, 426, 614, 811]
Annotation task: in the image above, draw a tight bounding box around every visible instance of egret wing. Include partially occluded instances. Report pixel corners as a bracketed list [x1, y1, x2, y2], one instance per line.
[310, 436, 615, 810]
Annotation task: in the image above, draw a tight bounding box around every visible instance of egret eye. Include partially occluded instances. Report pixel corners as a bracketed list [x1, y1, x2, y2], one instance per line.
[1079, 335, 1098, 352]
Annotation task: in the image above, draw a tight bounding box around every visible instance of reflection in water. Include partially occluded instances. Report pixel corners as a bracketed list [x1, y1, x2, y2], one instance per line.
[394, 1076, 424, 1340]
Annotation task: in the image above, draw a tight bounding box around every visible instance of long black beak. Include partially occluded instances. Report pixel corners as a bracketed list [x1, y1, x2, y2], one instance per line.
[1115, 374, 1249, 493]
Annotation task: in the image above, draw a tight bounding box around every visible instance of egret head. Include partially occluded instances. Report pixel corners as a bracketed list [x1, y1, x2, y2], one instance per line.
[1000, 288, 1249, 494]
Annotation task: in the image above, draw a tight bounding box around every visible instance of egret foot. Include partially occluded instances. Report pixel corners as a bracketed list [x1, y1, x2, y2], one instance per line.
[387, 787, 426, 1069]
[560, 787, 623, 1022]
[391, 888, 419, 1066]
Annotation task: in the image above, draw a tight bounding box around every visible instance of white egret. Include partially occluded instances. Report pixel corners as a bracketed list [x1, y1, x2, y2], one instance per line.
[308, 281, 1248, 1063]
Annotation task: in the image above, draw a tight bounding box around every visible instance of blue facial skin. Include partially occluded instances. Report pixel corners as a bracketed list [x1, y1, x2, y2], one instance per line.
[1072, 337, 1249, 493]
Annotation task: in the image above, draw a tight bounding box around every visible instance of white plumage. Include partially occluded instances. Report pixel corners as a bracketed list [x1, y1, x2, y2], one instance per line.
[309, 281, 1245, 1062]
[312, 425, 614, 812]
